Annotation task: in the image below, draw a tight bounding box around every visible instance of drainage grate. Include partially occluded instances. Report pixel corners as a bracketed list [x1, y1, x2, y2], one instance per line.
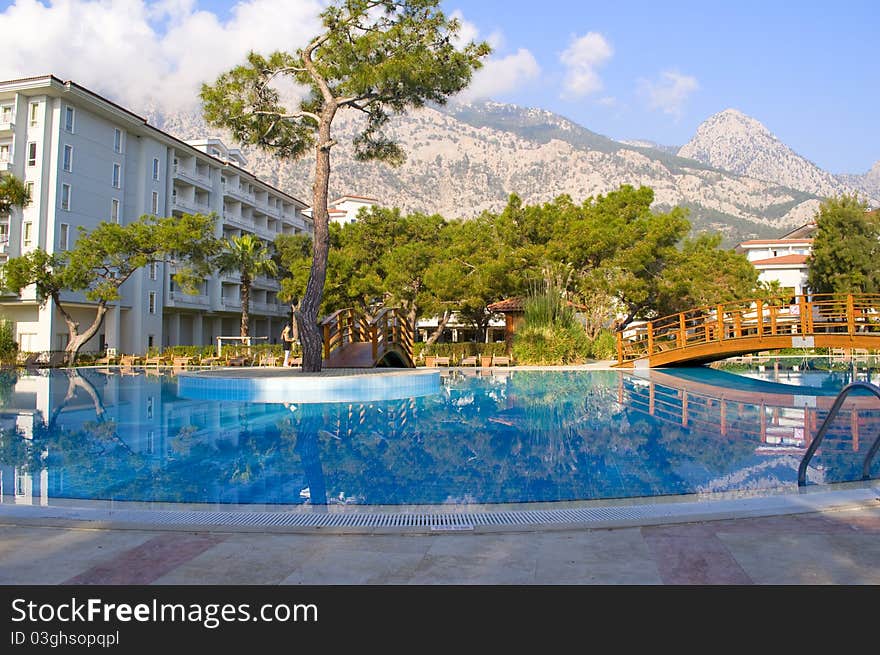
[1, 487, 877, 532]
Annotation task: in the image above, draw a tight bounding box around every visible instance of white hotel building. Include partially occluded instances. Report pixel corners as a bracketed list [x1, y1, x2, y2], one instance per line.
[0, 75, 312, 354]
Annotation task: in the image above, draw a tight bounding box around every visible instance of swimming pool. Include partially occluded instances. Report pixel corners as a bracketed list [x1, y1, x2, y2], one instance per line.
[1, 366, 877, 507]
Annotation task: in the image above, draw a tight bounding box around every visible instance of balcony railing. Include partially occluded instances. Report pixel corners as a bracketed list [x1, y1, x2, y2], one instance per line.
[221, 296, 241, 308]
[173, 165, 212, 188]
[167, 291, 210, 307]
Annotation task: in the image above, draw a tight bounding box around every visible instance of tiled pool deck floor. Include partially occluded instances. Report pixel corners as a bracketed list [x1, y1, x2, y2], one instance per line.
[1, 496, 879, 584]
[3, 364, 879, 585]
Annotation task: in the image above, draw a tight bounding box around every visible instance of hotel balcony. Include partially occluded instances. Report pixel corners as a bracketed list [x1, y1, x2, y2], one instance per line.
[221, 212, 253, 232]
[221, 295, 242, 310]
[165, 290, 210, 308]
[172, 196, 210, 215]
[250, 301, 287, 316]
[0, 120, 13, 133]
[173, 164, 212, 190]
[222, 183, 255, 206]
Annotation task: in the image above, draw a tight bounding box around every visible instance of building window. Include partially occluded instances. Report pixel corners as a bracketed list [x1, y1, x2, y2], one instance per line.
[22, 222, 32, 247]
[25, 182, 34, 199]
[113, 128, 122, 153]
[152, 157, 160, 181]
[59, 223, 69, 251]
[61, 183, 71, 211]
[0, 105, 12, 123]
[112, 163, 121, 188]
[150, 261, 158, 280]
[64, 106, 75, 132]
[111, 198, 120, 223]
[29, 102, 39, 127]
[63, 144, 73, 172]
[148, 291, 156, 314]
[151, 191, 159, 215]
[0, 144, 9, 162]
[27, 142, 37, 167]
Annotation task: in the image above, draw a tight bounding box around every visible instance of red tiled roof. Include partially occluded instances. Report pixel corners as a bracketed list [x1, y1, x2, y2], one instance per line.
[751, 254, 809, 266]
[487, 297, 524, 312]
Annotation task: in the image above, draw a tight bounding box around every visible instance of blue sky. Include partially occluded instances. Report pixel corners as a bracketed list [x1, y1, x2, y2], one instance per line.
[1, 1, 877, 173]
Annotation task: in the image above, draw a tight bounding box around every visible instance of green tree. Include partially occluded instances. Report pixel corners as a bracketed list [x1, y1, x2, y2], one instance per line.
[655, 233, 758, 315]
[0, 214, 218, 363]
[0, 174, 30, 214]
[200, 0, 490, 371]
[274, 232, 314, 342]
[215, 233, 278, 338]
[807, 195, 880, 294]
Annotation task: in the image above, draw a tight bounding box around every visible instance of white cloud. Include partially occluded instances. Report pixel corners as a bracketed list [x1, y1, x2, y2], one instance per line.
[0, 0, 324, 112]
[458, 49, 540, 102]
[448, 10, 539, 102]
[559, 32, 612, 98]
[638, 70, 699, 118]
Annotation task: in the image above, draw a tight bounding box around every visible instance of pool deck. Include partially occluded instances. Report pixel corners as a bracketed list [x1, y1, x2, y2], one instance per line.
[1, 485, 878, 585]
[3, 362, 879, 585]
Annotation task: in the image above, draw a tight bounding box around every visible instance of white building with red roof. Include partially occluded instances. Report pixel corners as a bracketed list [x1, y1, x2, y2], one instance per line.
[735, 222, 816, 295]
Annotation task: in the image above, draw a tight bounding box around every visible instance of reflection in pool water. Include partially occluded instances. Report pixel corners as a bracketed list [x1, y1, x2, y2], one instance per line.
[0, 367, 877, 507]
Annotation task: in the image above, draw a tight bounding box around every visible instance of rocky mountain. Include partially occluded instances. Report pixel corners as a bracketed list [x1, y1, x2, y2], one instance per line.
[837, 160, 880, 201]
[677, 109, 874, 204]
[618, 139, 680, 156]
[148, 102, 857, 246]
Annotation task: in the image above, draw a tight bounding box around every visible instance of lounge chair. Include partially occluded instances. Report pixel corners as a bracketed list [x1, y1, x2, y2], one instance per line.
[227, 353, 251, 366]
[434, 356, 451, 366]
[144, 354, 167, 368]
[460, 355, 478, 367]
[94, 351, 117, 366]
[491, 355, 512, 367]
[258, 352, 279, 367]
[171, 356, 194, 369]
[118, 354, 141, 367]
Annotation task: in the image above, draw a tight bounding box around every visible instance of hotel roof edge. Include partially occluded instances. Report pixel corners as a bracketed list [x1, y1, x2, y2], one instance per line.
[0, 74, 311, 210]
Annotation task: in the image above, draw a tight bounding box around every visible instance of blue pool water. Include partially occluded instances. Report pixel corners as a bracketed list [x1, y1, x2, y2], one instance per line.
[1, 367, 877, 507]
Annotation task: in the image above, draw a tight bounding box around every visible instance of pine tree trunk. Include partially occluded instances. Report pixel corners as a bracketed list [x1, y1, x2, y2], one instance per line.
[425, 310, 452, 346]
[63, 301, 108, 366]
[297, 105, 337, 372]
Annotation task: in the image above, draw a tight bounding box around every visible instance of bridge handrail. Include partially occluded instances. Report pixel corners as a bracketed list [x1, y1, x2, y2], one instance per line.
[320, 307, 414, 365]
[369, 307, 414, 365]
[617, 293, 880, 364]
[797, 381, 880, 487]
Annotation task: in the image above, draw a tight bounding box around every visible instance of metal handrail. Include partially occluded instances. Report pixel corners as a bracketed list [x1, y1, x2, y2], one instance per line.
[797, 381, 880, 486]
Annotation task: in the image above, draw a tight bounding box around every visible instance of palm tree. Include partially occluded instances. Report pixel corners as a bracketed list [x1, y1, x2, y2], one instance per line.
[0, 174, 31, 214]
[215, 233, 278, 337]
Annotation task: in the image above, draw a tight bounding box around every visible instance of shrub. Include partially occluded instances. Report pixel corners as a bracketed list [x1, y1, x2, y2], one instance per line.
[512, 323, 591, 365]
[0, 319, 17, 364]
[589, 329, 617, 360]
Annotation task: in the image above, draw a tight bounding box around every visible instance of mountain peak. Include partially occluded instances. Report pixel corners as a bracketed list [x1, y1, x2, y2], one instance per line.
[678, 109, 859, 199]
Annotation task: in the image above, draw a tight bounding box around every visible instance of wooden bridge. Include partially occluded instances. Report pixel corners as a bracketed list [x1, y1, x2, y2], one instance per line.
[321, 307, 415, 368]
[615, 293, 880, 368]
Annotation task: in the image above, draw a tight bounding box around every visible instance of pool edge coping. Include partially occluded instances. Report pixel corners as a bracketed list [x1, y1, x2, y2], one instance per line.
[2, 484, 877, 535]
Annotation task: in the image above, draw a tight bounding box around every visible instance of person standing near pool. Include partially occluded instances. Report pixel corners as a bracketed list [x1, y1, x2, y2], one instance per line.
[281, 323, 294, 366]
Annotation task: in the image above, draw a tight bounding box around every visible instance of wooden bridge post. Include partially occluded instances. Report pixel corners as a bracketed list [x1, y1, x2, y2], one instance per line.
[616, 330, 623, 364]
[799, 295, 809, 335]
[847, 294, 856, 336]
[717, 305, 724, 341]
[756, 300, 764, 337]
[678, 313, 686, 348]
[647, 322, 654, 356]
[770, 304, 777, 335]
[371, 325, 378, 362]
[323, 322, 331, 359]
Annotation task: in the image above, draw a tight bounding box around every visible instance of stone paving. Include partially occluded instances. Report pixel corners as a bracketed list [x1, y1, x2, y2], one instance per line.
[2, 504, 879, 585]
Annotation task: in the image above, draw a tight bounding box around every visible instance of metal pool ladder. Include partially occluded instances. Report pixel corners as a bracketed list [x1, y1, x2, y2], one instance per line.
[798, 381, 880, 486]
